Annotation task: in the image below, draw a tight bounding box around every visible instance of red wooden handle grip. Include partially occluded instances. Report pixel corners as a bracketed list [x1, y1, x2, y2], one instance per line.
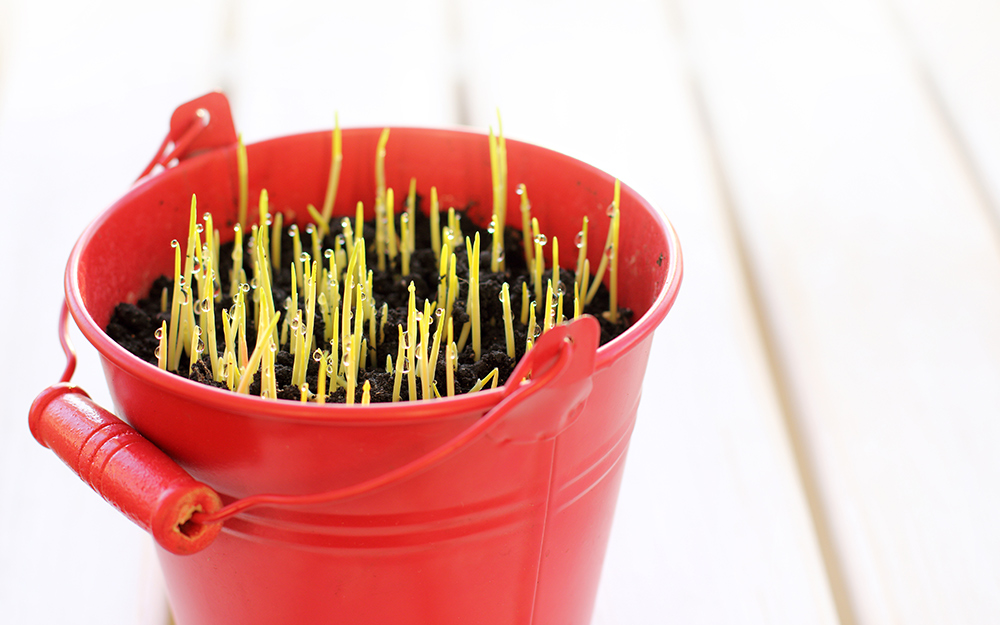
[28, 384, 222, 555]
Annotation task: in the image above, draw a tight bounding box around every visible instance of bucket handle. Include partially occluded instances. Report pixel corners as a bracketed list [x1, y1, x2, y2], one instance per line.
[136, 92, 238, 181]
[30, 302, 599, 555]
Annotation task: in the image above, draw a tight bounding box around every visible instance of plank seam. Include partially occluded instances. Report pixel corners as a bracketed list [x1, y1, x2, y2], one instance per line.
[882, 0, 1000, 257]
[665, 3, 857, 623]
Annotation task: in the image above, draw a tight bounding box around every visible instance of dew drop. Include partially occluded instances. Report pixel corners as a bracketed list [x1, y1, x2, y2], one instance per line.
[300, 384, 309, 394]
[192, 256, 202, 273]
[200, 298, 211, 313]
[414, 311, 423, 323]
[154, 327, 164, 340]
[268, 342, 278, 353]
[574, 231, 585, 248]
[313, 349, 324, 362]
[305, 224, 315, 235]
[487, 219, 497, 234]
[515, 186, 524, 196]
[324, 249, 334, 259]
[170, 239, 180, 249]
[340, 218, 352, 229]
[335, 234, 346, 247]
[288, 224, 299, 236]
[534, 234, 548, 246]
[495, 249, 505, 263]
[606, 202, 616, 217]
[342, 350, 352, 368]
[195, 224, 205, 234]
[202, 212, 212, 222]
[241, 283, 251, 294]
[604, 245, 615, 260]
[435, 307, 444, 318]
[556, 283, 566, 297]
[533, 326, 542, 339]
[326, 363, 336, 376]
[400, 359, 411, 374]
[299, 252, 311, 263]
[154, 346, 161, 358]
[498, 291, 507, 304]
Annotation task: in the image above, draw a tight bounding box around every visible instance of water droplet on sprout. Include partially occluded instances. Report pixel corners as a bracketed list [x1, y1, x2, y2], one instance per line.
[495, 249, 505, 263]
[400, 359, 411, 374]
[534, 234, 547, 246]
[195, 224, 205, 234]
[556, 283, 566, 297]
[313, 349, 324, 362]
[305, 224, 315, 235]
[324, 249, 334, 259]
[154, 346, 161, 358]
[170, 239, 180, 249]
[574, 231, 585, 248]
[299, 252, 311, 263]
[435, 307, 444, 317]
[606, 202, 616, 217]
[154, 327, 164, 340]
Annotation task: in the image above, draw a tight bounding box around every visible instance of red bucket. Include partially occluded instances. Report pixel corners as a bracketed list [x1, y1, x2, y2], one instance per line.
[30, 94, 682, 625]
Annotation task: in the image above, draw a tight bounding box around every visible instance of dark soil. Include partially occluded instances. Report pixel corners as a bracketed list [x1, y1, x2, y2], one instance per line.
[107, 201, 631, 403]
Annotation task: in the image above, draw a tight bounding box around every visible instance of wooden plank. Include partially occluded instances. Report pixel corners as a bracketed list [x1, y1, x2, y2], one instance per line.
[225, 0, 457, 140]
[887, 0, 1000, 245]
[0, 2, 226, 624]
[675, 0, 1000, 622]
[452, 1, 840, 623]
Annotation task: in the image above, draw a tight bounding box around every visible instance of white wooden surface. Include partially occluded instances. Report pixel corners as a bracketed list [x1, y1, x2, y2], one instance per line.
[1, 1, 996, 623]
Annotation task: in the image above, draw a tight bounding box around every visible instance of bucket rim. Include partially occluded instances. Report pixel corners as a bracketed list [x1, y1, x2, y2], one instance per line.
[64, 126, 683, 425]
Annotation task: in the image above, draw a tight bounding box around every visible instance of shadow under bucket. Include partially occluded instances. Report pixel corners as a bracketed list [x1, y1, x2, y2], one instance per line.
[32, 95, 682, 625]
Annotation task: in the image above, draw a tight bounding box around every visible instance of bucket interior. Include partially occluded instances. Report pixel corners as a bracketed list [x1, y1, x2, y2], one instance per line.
[69, 127, 679, 384]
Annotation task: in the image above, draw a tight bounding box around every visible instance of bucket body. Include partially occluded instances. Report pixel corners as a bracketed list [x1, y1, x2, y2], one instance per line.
[66, 127, 682, 624]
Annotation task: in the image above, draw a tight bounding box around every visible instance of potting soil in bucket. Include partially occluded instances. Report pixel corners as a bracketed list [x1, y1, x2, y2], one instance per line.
[32, 94, 682, 625]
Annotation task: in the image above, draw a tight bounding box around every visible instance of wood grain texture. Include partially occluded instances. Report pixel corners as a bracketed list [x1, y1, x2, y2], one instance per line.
[675, 0, 1000, 622]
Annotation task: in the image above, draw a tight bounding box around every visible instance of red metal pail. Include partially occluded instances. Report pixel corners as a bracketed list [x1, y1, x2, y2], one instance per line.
[30, 94, 682, 625]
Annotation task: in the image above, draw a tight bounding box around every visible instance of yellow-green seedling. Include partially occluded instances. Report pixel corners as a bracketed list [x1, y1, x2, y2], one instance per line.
[320, 113, 343, 225]
[501, 282, 515, 359]
[375, 128, 390, 270]
[430, 186, 441, 259]
[518, 185, 533, 269]
[155, 321, 168, 370]
[445, 318, 455, 397]
[237, 313, 277, 395]
[532, 218, 546, 304]
[469, 368, 499, 393]
[229, 223, 244, 299]
[466, 232, 482, 362]
[237, 134, 248, 229]
[270, 212, 283, 272]
[393, 325, 405, 402]
[606, 179, 622, 324]
[575, 216, 588, 293]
